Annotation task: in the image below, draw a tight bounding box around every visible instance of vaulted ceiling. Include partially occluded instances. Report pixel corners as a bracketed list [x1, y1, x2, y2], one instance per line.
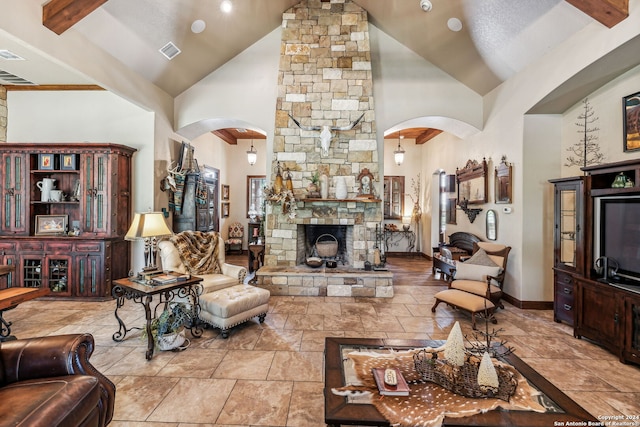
[0, 0, 630, 142]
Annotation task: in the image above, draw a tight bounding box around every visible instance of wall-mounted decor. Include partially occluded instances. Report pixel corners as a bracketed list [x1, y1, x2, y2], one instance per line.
[222, 184, 230, 201]
[221, 202, 230, 218]
[486, 209, 497, 240]
[623, 92, 640, 152]
[177, 141, 196, 172]
[61, 154, 77, 170]
[38, 154, 55, 170]
[458, 199, 482, 223]
[566, 98, 605, 166]
[495, 156, 512, 204]
[35, 214, 68, 235]
[456, 158, 487, 205]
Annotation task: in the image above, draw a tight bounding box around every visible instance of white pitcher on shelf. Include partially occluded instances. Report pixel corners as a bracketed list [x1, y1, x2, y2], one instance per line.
[36, 178, 56, 202]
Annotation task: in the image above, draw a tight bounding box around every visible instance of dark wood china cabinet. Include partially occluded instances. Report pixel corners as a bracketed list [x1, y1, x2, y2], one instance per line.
[0, 143, 136, 300]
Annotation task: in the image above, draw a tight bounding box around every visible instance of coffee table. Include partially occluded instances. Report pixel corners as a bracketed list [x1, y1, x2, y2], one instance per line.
[324, 337, 596, 426]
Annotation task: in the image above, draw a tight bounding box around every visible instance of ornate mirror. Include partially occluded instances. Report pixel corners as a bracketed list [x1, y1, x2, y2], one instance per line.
[456, 159, 487, 205]
[495, 157, 512, 204]
[486, 209, 497, 241]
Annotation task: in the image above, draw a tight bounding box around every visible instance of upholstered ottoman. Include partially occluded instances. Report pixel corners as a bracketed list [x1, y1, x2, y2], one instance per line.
[199, 284, 269, 338]
[431, 289, 495, 330]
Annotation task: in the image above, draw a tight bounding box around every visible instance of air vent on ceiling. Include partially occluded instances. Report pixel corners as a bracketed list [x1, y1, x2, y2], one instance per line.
[159, 42, 181, 60]
[0, 50, 25, 60]
[0, 69, 35, 85]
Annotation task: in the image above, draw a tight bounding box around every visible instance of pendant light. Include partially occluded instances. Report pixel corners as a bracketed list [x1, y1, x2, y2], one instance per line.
[394, 131, 405, 166]
[247, 139, 257, 166]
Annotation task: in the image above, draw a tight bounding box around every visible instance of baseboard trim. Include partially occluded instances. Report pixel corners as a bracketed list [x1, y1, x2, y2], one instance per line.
[502, 294, 552, 310]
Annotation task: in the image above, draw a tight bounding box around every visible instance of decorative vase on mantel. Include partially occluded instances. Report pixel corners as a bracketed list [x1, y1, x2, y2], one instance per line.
[321, 174, 329, 199]
[335, 176, 348, 199]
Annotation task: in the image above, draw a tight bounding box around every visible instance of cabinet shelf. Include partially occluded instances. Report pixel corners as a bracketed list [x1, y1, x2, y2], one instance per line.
[590, 187, 640, 197]
[31, 201, 80, 205]
[31, 170, 80, 174]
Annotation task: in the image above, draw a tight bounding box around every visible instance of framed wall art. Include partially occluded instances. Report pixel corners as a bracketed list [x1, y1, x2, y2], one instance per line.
[221, 202, 230, 218]
[35, 215, 68, 235]
[38, 154, 55, 170]
[495, 157, 512, 204]
[61, 154, 77, 170]
[623, 91, 640, 152]
[222, 184, 230, 201]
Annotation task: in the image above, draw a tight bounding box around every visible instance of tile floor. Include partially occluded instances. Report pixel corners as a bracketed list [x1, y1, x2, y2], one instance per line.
[6, 255, 640, 426]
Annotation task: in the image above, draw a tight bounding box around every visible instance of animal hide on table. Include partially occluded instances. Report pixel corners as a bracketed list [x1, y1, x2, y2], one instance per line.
[332, 347, 545, 427]
[170, 231, 221, 275]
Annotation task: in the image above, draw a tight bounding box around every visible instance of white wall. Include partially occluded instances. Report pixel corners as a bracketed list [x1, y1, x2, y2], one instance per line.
[561, 63, 640, 177]
[7, 90, 155, 273]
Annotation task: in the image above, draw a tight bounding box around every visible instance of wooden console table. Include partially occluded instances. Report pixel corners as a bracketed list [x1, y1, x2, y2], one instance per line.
[325, 337, 595, 427]
[0, 265, 50, 341]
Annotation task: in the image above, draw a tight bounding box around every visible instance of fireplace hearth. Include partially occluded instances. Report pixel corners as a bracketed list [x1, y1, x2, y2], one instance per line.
[298, 225, 351, 265]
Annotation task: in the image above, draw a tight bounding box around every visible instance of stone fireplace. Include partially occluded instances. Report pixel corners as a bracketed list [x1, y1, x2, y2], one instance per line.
[255, 0, 392, 297]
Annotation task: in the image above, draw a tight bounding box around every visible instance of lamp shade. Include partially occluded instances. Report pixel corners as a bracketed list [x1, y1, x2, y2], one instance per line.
[394, 134, 405, 166]
[125, 212, 172, 240]
[247, 140, 257, 165]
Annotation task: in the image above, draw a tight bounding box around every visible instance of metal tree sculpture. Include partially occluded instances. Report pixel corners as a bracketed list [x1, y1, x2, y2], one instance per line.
[565, 98, 605, 171]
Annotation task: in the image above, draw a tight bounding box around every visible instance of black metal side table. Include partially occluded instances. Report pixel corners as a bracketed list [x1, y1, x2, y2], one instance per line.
[111, 275, 203, 360]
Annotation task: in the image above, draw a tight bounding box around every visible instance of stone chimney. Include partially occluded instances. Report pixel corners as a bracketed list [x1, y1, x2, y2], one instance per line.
[264, 0, 381, 268]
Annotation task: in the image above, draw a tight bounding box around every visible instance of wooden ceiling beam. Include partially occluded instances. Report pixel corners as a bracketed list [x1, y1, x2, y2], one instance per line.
[415, 129, 443, 145]
[43, 0, 109, 35]
[3, 84, 104, 91]
[564, 0, 628, 28]
[212, 129, 237, 145]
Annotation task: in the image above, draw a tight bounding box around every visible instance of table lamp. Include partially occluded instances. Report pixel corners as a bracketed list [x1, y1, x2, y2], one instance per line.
[125, 211, 172, 272]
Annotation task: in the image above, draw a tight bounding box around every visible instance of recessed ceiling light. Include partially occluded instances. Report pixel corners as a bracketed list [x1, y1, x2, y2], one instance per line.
[447, 18, 463, 32]
[191, 19, 206, 34]
[0, 49, 25, 60]
[220, 0, 232, 13]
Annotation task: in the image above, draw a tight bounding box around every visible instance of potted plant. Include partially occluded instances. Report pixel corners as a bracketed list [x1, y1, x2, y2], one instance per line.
[143, 302, 193, 351]
[307, 171, 321, 197]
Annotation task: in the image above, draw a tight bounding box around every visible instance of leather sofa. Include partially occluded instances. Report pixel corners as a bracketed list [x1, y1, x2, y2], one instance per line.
[0, 333, 115, 427]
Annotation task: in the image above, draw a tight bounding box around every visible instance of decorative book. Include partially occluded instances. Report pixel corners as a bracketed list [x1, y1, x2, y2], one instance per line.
[371, 368, 410, 396]
[151, 274, 178, 285]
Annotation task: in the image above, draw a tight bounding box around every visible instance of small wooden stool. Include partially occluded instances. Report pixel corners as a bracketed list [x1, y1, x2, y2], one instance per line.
[431, 289, 495, 330]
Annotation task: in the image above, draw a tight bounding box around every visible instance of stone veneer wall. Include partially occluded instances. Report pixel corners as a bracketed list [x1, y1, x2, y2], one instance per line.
[265, 0, 381, 269]
[0, 86, 6, 142]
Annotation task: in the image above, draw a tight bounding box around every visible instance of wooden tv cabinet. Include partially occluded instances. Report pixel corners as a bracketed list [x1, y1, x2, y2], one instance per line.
[551, 159, 640, 365]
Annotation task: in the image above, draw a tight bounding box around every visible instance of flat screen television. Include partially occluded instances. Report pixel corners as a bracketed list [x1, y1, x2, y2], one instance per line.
[594, 195, 640, 286]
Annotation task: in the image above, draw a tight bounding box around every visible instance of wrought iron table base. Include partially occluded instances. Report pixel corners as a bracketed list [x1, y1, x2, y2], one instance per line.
[111, 278, 203, 360]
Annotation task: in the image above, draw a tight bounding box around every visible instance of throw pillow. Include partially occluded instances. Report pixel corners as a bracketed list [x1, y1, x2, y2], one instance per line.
[454, 262, 501, 282]
[465, 248, 499, 267]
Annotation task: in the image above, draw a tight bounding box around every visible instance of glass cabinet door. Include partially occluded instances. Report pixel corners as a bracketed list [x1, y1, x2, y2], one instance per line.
[553, 178, 584, 274]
